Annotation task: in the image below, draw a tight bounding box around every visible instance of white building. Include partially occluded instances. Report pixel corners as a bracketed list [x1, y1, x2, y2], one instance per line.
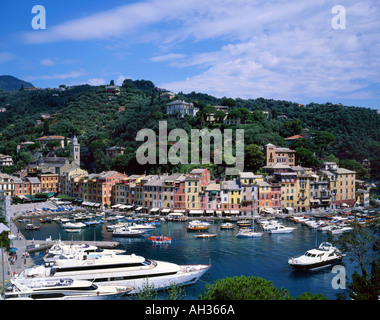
[166, 100, 199, 117]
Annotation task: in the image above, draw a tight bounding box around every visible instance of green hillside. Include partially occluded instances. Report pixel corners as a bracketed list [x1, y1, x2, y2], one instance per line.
[0, 78, 379, 180]
[0, 75, 34, 91]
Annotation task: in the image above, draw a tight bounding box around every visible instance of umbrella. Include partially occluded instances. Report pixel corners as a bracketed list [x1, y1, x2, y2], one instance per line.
[9, 247, 18, 252]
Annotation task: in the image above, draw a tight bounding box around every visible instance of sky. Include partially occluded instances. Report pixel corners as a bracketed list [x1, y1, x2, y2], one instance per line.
[0, 0, 379, 109]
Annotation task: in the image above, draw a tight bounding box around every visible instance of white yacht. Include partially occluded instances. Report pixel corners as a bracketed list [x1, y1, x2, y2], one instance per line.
[44, 241, 125, 262]
[4, 278, 131, 300]
[17, 251, 211, 294]
[288, 242, 344, 269]
[236, 228, 263, 237]
[269, 225, 295, 234]
[112, 227, 145, 237]
[62, 222, 86, 229]
[328, 225, 353, 235]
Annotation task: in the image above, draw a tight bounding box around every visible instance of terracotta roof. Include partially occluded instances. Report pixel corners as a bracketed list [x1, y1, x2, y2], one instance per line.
[36, 135, 65, 140]
[285, 135, 304, 140]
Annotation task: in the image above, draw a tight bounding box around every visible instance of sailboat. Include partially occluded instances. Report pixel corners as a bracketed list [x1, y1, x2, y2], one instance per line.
[236, 216, 263, 237]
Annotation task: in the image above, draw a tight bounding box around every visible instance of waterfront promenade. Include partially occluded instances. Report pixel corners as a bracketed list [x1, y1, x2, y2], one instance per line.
[0, 220, 36, 292]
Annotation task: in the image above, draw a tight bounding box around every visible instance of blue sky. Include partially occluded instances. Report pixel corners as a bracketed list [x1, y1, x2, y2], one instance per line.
[1, 0, 379, 109]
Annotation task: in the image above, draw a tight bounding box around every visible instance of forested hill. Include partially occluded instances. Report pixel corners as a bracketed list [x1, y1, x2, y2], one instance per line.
[0, 78, 379, 179]
[0, 75, 34, 91]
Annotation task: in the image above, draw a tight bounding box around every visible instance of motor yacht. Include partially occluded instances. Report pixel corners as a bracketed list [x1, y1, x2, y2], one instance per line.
[112, 227, 146, 237]
[4, 278, 131, 300]
[44, 240, 125, 262]
[269, 225, 295, 234]
[16, 251, 211, 294]
[328, 225, 353, 235]
[288, 242, 344, 269]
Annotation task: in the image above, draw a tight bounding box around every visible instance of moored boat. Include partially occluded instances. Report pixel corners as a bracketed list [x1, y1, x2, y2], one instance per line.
[25, 224, 40, 230]
[112, 227, 145, 237]
[147, 235, 171, 243]
[288, 242, 344, 269]
[195, 233, 217, 238]
[16, 250, 211, 294]
[269, 225, 295, 234]
[4, 278, 132, 300]
[220, 222, 235, 230]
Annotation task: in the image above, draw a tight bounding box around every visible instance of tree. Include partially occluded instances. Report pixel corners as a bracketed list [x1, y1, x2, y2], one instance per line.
[198, 275, 328, 300]
[221, 97, 237, 108]
[244, 144, 266, 173]
[295, 147, 320, 167]
[313, 131, 336, 156]
[332, 218, 380, 300]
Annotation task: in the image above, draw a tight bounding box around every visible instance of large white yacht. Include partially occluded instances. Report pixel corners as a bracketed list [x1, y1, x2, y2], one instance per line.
[4, 278, 132, 300]
[44, 240, 125, 262]
[16, 250, 211, 294]
[288, 242, 344, 269]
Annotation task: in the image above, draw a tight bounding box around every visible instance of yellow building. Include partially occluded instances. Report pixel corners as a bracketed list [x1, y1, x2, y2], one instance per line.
[275, 172, 298, 211]
[322, 162, 356, 208]
[292, 166, 313, 213]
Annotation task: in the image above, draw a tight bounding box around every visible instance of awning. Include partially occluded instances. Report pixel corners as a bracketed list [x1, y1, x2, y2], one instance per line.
[189, 210, 204, 215]
[230, 210, 239, 215]
[161, 208, 171, 213]
[112, 204, 122, 208]
[206, 210, 214, 214]
[150, 208, 159, 212]
[263, 208, 275, 214]
[136, 206, 143, 211]
[224, 210, 231, 214]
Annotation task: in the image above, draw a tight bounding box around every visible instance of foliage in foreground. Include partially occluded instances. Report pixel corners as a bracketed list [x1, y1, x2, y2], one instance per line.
[198, 275, 328, 300]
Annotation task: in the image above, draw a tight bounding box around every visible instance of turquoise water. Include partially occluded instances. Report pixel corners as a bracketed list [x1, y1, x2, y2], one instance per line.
[18, 217, 354, 300]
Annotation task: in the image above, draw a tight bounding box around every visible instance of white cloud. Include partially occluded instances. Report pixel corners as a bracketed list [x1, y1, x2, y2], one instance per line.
[21, 0, 380, 102]
[150, 53, 186, 62]
[87, 78, 106, 86]
[25, 70, 88, 81]
[40, 58, 55, 66]
[0, 52, 15, 64]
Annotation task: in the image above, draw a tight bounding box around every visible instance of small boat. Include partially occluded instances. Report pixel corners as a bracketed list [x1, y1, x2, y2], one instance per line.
[113, 227, 145, 237]
[236, 229, 263, 237]
[237, 220, 251, 227]
[65, 229, 81, 233]
[40, 219, 46, 223]
[288, 242, 344, 269]
[147, 236, 171, 243]
[25, 224, 40, 231]
[220, 222, 235, 230]
[129, 223, 156, 231]
[269, 225, 295, 234]
[186, 220, 210, 231]
[195, 234, 217, 238]
[328, 226, 353, 235]
[62, 222, 86, 229]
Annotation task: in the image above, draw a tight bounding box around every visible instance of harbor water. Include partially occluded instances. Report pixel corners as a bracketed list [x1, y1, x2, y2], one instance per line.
[16, 217, 354, 300]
